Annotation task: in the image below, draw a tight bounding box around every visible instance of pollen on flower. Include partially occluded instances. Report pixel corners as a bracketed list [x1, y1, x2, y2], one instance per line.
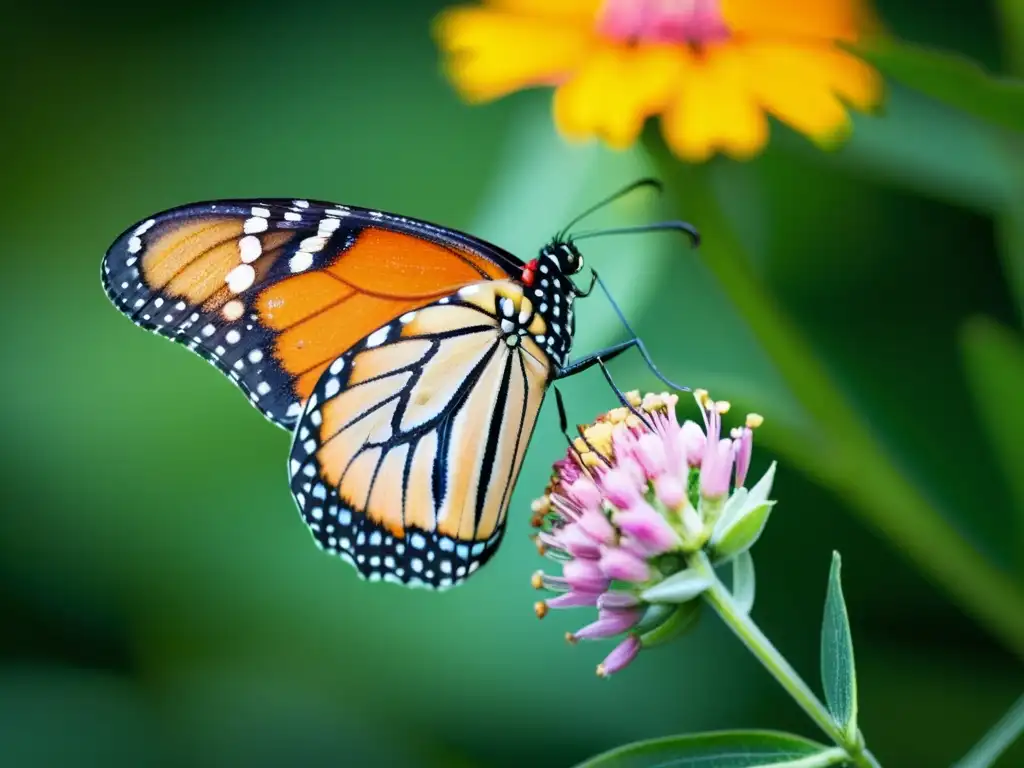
[747, 413, 764, 428]
[641, 391, 679, 412]
[531, 570, 545, 590]
[532, 534, 547, 555]
[583, 421, 615, 456]
[535, 601, 549, 619]
[606, 406, 630, 424]
[530, 495, 552, 527]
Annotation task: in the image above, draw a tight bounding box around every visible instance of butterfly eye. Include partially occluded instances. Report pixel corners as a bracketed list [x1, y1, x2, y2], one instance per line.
[573, 253, 585, 274]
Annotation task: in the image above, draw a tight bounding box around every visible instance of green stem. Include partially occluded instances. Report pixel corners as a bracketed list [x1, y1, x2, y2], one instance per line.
[690, 552, 881, 768]
[952, 693, 1024, 768]
[644, 135, 1024, 659]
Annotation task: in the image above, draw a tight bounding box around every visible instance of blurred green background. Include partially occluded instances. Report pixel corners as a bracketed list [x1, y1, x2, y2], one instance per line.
[3, 0, 1024, 765]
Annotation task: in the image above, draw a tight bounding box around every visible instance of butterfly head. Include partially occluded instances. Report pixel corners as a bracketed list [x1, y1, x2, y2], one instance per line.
[521, 240, 585, 289]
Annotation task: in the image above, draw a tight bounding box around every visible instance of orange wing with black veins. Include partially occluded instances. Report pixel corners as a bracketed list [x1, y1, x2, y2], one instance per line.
[101, 199, 520, 430]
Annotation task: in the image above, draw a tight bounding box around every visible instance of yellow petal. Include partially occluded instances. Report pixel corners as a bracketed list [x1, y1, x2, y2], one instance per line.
[661, 45, 768, 163]
[744, 42, 882, 147]
[722, 0, 880, 43]
[553, 43, 686, 149]
[434, 7, 596, 103]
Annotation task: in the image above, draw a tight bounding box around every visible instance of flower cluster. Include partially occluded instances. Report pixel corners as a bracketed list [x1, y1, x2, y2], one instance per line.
[531, 389, 776, 676]
[434, 0, 883, 162]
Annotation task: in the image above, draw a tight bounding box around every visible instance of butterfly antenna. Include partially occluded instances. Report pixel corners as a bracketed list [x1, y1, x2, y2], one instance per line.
[592, 271, 692, 395]
[570, 220, 700, 248]
[557, 178, 663, 241]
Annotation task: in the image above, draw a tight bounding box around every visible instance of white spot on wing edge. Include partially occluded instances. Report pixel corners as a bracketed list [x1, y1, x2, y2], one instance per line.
[244, 217, 269, 234]
[365, 326, 389, 348]
[238, 235, 262, 263]
[133, 219, 156, 236]
[289, 251, 314, 272]
[225, 263, 256, 293]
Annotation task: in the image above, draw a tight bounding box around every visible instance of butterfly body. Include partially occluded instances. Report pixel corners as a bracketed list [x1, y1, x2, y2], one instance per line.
[101, 197, 590, 589]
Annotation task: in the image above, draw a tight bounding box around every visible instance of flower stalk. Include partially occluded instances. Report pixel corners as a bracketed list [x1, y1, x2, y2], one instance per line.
[688, 550, 881, 768]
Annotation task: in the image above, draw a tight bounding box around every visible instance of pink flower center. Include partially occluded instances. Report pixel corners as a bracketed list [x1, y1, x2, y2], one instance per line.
[598, 0, 730, 45]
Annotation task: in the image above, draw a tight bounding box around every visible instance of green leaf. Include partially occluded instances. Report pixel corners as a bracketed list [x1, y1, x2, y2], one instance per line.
[820, 552, 858, 739]
[574, 730, 843, 768]
[859, 39, 1024, 135]
[732, 551, 756, 614]
[708, 463, 778, 562]
[959, 317, 1024, 532]
[639, 602, 702, 649]
[641, 569, 712, 604]
[709, 500, 775, 562]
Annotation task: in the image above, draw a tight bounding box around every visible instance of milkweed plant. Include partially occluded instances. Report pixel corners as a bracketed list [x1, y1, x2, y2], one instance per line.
[432, 0, 1024, 765]
[532, 390, 875, 767]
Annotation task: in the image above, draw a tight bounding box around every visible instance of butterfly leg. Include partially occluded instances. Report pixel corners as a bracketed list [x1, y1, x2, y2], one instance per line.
[597, 358, 655, 430]
[554, 385, 571, 437]
[555, 338, 636, 379]
[554, 384, 611, 470]
[576, 270, 692, 394]
[557, 336, 690, 394]
[556, 343, 657, 430]
[576, 270, 598, 298]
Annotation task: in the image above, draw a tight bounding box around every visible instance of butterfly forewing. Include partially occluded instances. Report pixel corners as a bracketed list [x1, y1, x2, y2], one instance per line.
[288, 280, 552, 588]
[101, 199, 520, 430]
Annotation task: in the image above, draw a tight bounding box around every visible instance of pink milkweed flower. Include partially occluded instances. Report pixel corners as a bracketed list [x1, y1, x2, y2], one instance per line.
[531, 389, 769, 677]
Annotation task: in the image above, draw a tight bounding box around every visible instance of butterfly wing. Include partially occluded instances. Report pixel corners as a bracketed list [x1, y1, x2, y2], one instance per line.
[101, 199, 522, 430]
[288, 279, 553, 588]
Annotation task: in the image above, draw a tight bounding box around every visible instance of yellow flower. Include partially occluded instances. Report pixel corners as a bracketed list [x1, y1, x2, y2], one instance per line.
[433, 0, 884, 162]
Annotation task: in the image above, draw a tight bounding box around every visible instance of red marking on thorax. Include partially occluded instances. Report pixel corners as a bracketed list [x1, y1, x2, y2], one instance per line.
[521, 259, 539, 287]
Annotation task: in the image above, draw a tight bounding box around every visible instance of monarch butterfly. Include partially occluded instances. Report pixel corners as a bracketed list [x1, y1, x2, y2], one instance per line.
[100, 180, 698, 589]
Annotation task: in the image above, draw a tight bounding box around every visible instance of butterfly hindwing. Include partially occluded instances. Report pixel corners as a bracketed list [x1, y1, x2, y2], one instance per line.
[101, 199, 521, 430]
[288, 279, 553, 588]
